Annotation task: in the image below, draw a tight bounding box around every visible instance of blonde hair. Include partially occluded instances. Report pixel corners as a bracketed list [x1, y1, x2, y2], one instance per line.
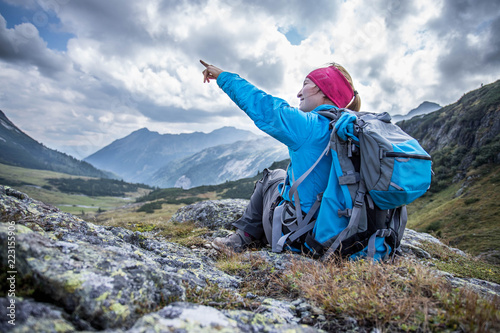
[330, 63, 361, 111]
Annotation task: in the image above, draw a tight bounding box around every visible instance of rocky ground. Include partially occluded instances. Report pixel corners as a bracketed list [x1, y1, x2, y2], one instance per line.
[0, 185, 499, 332]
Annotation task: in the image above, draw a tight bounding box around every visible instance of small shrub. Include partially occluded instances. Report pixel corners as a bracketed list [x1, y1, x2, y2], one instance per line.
[215, 249, 286, 299]
[425, 220, 443, 232]
[132, 223, 156, 233]
[184, 281, 254, 310]
[137, 201, 163, 213]
[464, 197, 480, 205]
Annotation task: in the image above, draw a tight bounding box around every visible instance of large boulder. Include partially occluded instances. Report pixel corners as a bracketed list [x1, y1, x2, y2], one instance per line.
[125, 301, 318, 332]
[0, 223, 185, 330]
[170, 198, 249, 230]
[0, 186, 239, 330]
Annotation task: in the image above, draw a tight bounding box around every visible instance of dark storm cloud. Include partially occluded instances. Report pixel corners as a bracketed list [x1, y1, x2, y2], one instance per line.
[0, 13, 68, 76]
[376, 0, 417, 28]
[427, 0, 500, 82]
[172, 3, 286, 91]
[484, 16, 500, 65]
[182, 25, 241, 71]
[186, 30, 286, 92]
[356, 54, 389, 80]
[59, 0, 157, 56]
[240, 58, 285, 93]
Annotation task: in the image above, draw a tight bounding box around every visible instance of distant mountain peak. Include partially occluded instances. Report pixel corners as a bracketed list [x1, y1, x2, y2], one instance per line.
[392, 101, 441, 122]
[419, 101, 439, 107]
[84, 126, 260, 184]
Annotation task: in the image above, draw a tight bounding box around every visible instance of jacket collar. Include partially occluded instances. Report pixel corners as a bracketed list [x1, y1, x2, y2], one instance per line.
[312, 104, 339, 112]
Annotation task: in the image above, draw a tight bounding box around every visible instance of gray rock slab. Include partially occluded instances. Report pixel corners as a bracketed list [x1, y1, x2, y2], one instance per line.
[170, 199, 249, 229]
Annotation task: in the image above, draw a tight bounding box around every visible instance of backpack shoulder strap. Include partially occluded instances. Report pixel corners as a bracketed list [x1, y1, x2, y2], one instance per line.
[321, 180, 367, 261]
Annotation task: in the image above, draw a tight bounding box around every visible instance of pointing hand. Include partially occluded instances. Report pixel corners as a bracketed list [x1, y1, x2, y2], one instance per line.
[200, 60, 223, 83]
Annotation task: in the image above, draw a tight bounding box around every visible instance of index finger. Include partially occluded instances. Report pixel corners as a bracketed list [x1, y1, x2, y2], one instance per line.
[200, 59, 210, 68]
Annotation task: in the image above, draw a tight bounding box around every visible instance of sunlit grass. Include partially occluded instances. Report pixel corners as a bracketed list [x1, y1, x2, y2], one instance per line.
[211, 247, 500, 331]
[0, 163, 151, 216]
[94, 203, 183, 226]
[420, 241, 500, 284]
[0, 162, 89, 186]
[407, 164, 500, 258]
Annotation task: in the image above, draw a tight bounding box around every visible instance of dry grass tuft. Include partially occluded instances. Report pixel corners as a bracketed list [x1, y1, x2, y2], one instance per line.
[215, 248, 288, 299]
[157, 220, 209, 247]
[419, 240, 500, 284]
[183, 281, 257, 311]
[277, 256, 500, 332]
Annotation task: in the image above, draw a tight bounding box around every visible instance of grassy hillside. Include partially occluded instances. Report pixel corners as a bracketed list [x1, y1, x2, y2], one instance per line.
[399, 81, 500, 263]
[407, 164, 500, 262]
[0, 163, 151, 215]
[0, 110, 112, 179]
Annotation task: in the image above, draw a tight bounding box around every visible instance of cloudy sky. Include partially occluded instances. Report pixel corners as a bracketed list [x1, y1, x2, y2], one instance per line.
[1, 0, 499, 159]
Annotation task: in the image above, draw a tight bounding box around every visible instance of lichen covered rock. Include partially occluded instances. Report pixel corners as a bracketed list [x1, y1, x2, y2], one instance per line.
[127, 302, 320, 333]
[170, 199, 249, 230]
[0, 186, 239, 331]
[0, 223, 185, 329]
[401, 228, 467, 257]
[0, 298, 78, 333]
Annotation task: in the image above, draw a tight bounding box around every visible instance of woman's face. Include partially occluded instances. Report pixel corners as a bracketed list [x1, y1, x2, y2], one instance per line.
[297, 78, 328, 112]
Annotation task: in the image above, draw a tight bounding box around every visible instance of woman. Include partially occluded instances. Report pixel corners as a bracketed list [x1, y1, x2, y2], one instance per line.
[201, 60, 360, 252]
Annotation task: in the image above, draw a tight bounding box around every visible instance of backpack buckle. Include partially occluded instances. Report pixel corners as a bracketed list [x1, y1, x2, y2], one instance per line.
[338, 208, 352, 217]
[354, 191, 365, 208]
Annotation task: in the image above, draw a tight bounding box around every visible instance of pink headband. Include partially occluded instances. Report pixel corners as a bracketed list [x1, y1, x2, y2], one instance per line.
[307, 66, 355, 108]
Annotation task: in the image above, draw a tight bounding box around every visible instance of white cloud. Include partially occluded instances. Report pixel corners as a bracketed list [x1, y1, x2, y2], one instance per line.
[0, 0, 499, 159]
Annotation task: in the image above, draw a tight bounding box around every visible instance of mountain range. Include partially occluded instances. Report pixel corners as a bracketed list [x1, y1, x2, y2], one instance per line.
[83, 127, 270, 186]
[0, 110, 110, 179]
[149, 136, 289, 188]
[392, 101, 442, 122]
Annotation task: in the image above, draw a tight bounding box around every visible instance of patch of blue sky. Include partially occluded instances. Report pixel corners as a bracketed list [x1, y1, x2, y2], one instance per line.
[0, 2, 74, 51]
[278, 25, 306, 46]
[404, 46, 425, 56]
[476, 18, 493, 34]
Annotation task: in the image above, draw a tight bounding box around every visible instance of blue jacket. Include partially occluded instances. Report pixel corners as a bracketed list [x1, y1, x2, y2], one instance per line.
[217, 72, 334, 213]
